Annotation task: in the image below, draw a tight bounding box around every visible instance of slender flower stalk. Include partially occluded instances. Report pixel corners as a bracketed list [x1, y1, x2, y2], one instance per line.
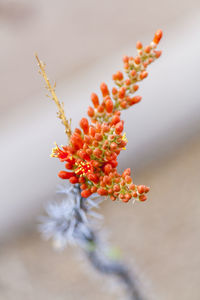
[35, 54, 72, 139]
[37, 29, 163, 299]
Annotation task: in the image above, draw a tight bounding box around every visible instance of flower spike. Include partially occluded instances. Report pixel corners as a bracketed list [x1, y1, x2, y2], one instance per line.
[37, 30, 163, 203]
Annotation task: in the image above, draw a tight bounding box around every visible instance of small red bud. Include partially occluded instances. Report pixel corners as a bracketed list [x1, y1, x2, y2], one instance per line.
[118, 87, 126, 99]
[112, 87, 118, 95]
[81, 189, 92, 198]
[103, 163, 112, 174]
[153, 29, 163, 44]
[130, 70, 136, 77]
[144, 46, 151, 53]
[137, 185, 146, 194]
[134, 56, 141, 65]
[80, 118, 89, 134]
[136, 41, 143, 49]
[87, 106, 95, 117]
[105, 99, 114, 113]
[97, 105, 104, 113]
[69, 176, 78, 184]
[140, 71, 148, 80]
[97, 188, 108, 196]
[115, 121, 124, 134]
[58, 171, 75, 179]
[100, 82, 109, 97]
[139, 195, 147, 201]
[91, 93, 99, 108]
[123, 55, 129, 63]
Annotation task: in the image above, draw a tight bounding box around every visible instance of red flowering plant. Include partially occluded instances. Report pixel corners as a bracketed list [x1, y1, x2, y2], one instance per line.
[36, 30, 163, 300]
[36, 29, 162, 203]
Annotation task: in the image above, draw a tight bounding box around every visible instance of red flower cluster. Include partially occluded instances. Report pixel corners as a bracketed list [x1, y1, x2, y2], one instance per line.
[52, 30, 163, 202]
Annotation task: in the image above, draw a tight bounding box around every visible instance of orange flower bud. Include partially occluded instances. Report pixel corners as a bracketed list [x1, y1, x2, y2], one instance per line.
[91, 186, 97, 193]
[103, 175, 110, 184]
[154, 50, 162, 58]
[112, 73, 118, 80]
[113, 184, 120, 192]
[97, 105, 104, 113]
[116, 71, 123, 80]
[88, 173, 99, 183]
[123, 55, 129, 63]
[129, 96, 142, 106]
[105, 99, 114, 113]
[58, 171, 75, 179]
[111, 115, 120, 125]
[118, 87, 126, 99]
[124, 193, 131, 201]
[130, 70, 136, 77]
[95, 133, 103, 141]
[81, 189, 92, 198]
[120, 193, 125, 200]
[125, 175, 132, 184]
[140, 71, 148, 80]
[69, 176, 78, 184]
[80, 183, 87, 190]
[153, 29, 163, 44]
[110, 160, 118, 168]
[93, 148, 102, 157]
[86, 148, 92, 156]
[115, 121, 124, 134]
[97, 188, 108, 196]
[112, 87, 118, 95]
[129, 183, 135, 190]
[134, 56, 141, 65]
[103, 163, 112, 174]
[93, 140, 99, 147]
[65, 162, 73, 170]
[139, 195, 147, 201]
[124, 62, 129, 70]
[148, 58, 153, 64]
[137, 185, 146, 194]
[136, 41, 143, 49]
[108, 188, 113, 194]
[110, 142, 117, 150]
[79, 176, 85, 183]
[120, 101, 127, 109]
[80, 118, 89, 134]
[100, 82, 109, 97]
[102, 123, 110, 133]
[133, 85, 139, 91]
[91, 93, 99, 108]
[75, 128, 82, 135]
[144, 46, 151, 53]
[145, 186, 150, 193]
[125, 79, 131, 86]
[70, 133, 83, 149]
[122, 168, 131, 178]
[87, 106, 95, 117]
[89, 126, 96, 137]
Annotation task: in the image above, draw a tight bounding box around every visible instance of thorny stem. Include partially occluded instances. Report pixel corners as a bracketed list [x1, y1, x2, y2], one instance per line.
[35, 54, 72, 139]
[74, 185, 145, 300]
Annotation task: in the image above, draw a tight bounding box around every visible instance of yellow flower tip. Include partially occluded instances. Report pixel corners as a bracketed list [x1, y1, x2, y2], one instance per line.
[122, 132, 128, 142]
[122, 132, 127, 149]
[51, 142, 59, 158]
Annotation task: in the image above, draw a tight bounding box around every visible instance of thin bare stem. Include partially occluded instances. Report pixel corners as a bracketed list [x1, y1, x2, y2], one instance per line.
[35, 54, 71, 139]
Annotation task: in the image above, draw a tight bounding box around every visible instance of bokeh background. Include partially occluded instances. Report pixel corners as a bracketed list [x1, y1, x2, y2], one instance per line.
[0, 0, 200, 299]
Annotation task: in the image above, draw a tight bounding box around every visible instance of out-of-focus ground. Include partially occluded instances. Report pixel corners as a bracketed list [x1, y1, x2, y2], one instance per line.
[0, 134, 199, 300]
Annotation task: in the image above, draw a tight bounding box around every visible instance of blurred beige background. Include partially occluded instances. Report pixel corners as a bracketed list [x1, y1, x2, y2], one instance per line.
[0, 0, 200, 299]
